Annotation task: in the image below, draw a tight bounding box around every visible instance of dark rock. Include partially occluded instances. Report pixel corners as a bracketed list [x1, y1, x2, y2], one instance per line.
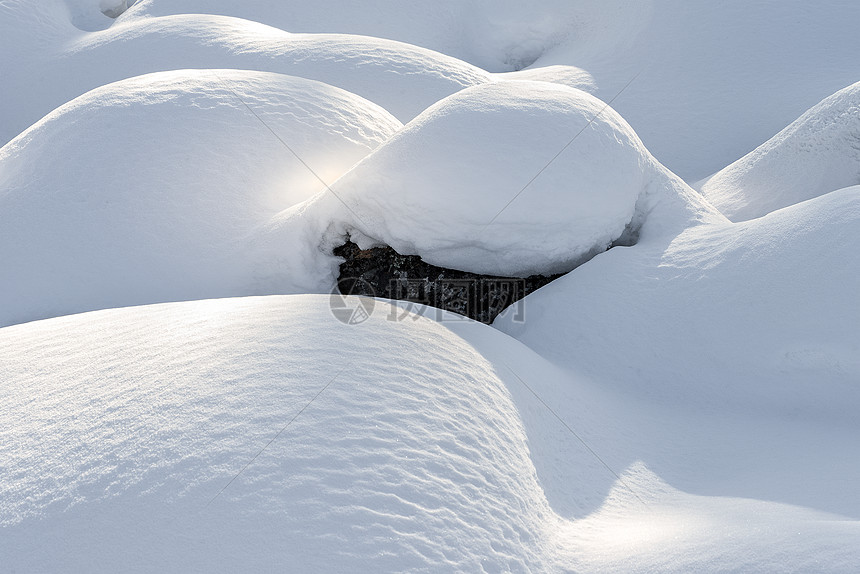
[333, 240, 563, 324]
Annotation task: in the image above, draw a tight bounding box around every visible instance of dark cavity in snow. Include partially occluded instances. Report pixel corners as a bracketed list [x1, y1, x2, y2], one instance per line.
[333, 240, 563, 324]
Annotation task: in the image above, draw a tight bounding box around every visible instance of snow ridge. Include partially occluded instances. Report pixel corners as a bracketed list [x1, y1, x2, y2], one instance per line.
[700, 81, 860, 221]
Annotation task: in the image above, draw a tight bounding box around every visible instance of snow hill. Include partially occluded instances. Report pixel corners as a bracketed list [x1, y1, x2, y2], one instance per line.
[497, 185, 860, 415]
[0, 297, 564, 572]
[329, 80, 654, 276]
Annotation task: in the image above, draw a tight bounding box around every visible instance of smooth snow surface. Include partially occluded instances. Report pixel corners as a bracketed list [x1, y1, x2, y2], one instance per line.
[497, 185, 860, 415]
[0, 70, 400, 328]
[120, 0, 595, 72]
[532, 1, 860, 180]
[328, 81, 654, 276]
[117, 0, 860, 181]
[700, 81, 860, 221]
[0, 2, 488, 146]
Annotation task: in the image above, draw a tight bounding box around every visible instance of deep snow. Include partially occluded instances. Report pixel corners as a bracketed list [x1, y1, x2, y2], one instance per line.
[0, 69, 400, 327]
[0, 2, 488, 146]
[2, 296, 858, 572]
[115, 0, 860, 180]
[2, 0, 859, 572]
[497, 185, 860, 419]
[699, 81, 860, 221]
[327, 80, 654, 277]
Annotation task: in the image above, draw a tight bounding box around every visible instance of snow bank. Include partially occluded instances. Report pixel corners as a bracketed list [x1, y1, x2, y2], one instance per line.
[699, 81, 860, 221]
[531, 1, 860, 180]
[68, 16, 489, 123]
[4, 295, 858, 572]
[120, 0, 596, 72]
[0, 70, 400, 328]
[325, 81, 654, 277]
[118, 1, 860, 182]
[0, 295, 563, 571]
[497, 185, 860, 415]
[0, 4, 488, 147]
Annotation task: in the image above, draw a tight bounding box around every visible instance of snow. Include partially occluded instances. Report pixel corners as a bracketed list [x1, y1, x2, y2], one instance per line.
[699, 81, 860, 221]
[0, 296, 561, 571]
[117, 0, 860, 181]
[0, 2, 488, 146]
[496, 185, 860, 415]
[321, 80, 714, 277]
[0, 69, 400, 328]
[2, 296, 858, 572]
[2, 0, 860, 571]
[531, 1, 860, 181]
[120, 0, 593, 72]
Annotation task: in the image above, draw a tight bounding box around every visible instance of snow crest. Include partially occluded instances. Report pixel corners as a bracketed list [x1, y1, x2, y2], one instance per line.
[700, 81, 860, 221]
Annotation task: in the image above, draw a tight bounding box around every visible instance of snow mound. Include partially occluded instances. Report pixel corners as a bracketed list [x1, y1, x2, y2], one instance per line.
[497, 185, 860, 414]
[0, 295, 563, 571]
[326, 81, 654, 277]
[69, 16, 490, 123]
[699, 81, 860, 221]
[119, 1, 860, 182]
[0, 69, 401, 328]
[0, 6, 488, 147]
[120, 0, 592, 72]
[4, 295, 859, 572]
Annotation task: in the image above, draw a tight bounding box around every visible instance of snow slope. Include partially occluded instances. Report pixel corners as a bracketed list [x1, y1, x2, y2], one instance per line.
[0, 296, 552, 571]
[489, 185, 860, 570]
[2, 2, 859, 571]
[0, 69, 400, 328]
[699, 81, 860, 221]
[497, 185, 860, 416]
[3, 296, 858, 572]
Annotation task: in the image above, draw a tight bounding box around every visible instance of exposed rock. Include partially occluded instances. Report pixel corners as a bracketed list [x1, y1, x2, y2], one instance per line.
[333, 240, 562, 324]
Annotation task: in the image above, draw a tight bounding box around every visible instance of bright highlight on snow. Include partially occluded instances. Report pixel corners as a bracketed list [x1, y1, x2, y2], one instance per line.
[1, 1, 859, 572]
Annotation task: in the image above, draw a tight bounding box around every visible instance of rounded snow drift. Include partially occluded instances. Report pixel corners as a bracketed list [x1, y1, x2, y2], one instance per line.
[331, 81, 652, 276]
[0, 69, 401, 327]
[701, 80, 860, 222]
[0, 295, 560, 571]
